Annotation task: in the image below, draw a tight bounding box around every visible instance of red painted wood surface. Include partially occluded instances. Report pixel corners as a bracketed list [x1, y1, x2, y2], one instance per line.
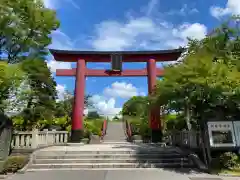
[56, 68, 164, 77]
[71, 60, 85, 130]
[51, 51, 181, 62]
[147, 59, 161, 129]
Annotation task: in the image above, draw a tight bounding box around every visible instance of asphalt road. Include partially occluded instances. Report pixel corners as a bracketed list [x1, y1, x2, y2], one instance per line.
[5, 170, 240, 180]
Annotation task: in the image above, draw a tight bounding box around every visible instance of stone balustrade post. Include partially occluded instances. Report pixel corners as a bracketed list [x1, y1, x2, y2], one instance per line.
[31, 129, 39, 149]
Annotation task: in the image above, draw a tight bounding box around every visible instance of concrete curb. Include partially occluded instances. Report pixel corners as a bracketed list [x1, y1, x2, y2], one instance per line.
[18, 144, 68, 174]
[25, 168, 175, 171]
[0, 175, 7, 179]
[0, 173, 14, 179]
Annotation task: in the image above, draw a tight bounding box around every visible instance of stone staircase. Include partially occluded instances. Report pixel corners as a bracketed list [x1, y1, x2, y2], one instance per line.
[24, 121, 197, 171]
[25, 143, 196, 171]
[103, 122, 127, 142]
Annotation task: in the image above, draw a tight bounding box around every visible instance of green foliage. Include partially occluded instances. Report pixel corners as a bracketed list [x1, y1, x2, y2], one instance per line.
[151, 16, 240, 129]
[12, 114, 104, 136]
[11, 116, 24, 131]
[0, 0, 60, 129]
[122, 96, 149, 117]
[84, 119, 103, 136]
[1, 156, 28, 174]
[52, 116, 70, 129]
[86, 111, 101, 120]
[21, 59, 57, 109]
[0, 0, 59, 63]
[11, 59, 58, 130]
[164, 113, 188, 131]
[55, 93, 92, 118]
[122, 96, 151, 138]
[127, 116, 151, 138]
[64, 119, 104, 138]
[112, 115, 120, 121]
[219, 152, 239, 169]
[0, 62, 24, 113]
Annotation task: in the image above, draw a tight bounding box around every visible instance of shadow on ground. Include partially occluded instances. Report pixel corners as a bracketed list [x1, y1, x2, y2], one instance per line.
[111, 143, 203, 175]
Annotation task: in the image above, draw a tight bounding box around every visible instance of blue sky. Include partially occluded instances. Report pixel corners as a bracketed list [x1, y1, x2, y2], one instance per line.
[45, 0, 239, 117]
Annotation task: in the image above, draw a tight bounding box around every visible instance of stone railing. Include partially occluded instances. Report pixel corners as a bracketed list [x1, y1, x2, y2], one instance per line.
[11, 129, 69, 149]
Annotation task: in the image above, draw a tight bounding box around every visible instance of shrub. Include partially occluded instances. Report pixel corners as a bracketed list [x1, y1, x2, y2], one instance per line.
[84, 119, 103, 136]
[1, 156, 28, 174]
[219, 152, 239, 169]
[139, 123, 151, 138]
[130, 119, 141, 135]
[83, 129, 91, 139]
[11, 116, 25, 131]
[128, 117, 151, 138]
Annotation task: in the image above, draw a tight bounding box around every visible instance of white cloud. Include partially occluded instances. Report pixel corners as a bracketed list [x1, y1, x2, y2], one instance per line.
[103, 81, 145, 99]
[47, 58, 72, 73]
[49, 30, 74, 50]
[210, 0, 240, 19]
[174, 23, 207, 40]
[210, 7, 230, 19]
[90, 17, 207, 51]
[47, 30, 73, 73]
[43, 0, 80, 9]
[89, 95, 122, 118]
[167, 4, 199, 16]
[56, 84, 68, 101]
[86, 81, 146, 118]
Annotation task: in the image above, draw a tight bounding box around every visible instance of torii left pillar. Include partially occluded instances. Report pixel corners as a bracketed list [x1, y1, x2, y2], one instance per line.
[147, 59, 162, 142]
[71, 59, 86, 142]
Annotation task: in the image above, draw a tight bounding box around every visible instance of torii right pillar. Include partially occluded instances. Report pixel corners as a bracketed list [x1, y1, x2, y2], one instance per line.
[147, 59, 162, 142]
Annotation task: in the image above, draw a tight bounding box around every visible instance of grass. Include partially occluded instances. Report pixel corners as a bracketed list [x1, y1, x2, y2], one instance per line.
[219, 168, 240, 176]
[0, 155, 29, 174]
[211, 166, 240, 176]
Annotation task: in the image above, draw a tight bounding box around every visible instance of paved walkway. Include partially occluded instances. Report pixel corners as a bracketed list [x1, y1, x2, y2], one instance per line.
[104, 122, 126, 142]
[5, 169, 240, 180]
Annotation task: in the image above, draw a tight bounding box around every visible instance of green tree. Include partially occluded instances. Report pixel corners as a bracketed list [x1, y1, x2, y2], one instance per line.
[86, 111, 101, 119]
[0, 62, 24, 113]
[112, 115, 120, 121]
[55, 92, 93, 118]
[0, 0, 59, 63]
[151, 16, 240, 130]
[15, 59, 57, 129]
[122, 96, 150, 136]
[122, 96, 149, 117]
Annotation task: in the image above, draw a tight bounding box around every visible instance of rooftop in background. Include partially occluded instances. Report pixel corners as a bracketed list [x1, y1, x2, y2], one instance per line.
[49, 48, 184, 62]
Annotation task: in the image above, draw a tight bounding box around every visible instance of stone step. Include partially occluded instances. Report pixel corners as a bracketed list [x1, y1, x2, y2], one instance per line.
[28, 162, 193, 169]
[34, 153, 184, 159]
[101, 141, 130, 144]
[37, 150, 181, 155]
[104, 122, 126, 141]
[33, 158, 189, 164]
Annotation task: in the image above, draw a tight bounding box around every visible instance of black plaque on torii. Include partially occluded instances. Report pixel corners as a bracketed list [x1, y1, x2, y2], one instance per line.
[110, 53, 122, 72]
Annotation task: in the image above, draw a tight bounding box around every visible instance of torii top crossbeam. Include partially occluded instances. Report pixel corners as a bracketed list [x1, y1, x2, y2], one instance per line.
[49, 48, 183, 62]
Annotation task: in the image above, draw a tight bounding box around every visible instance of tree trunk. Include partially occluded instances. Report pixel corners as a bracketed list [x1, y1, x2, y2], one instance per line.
[185, 102, 192, 130]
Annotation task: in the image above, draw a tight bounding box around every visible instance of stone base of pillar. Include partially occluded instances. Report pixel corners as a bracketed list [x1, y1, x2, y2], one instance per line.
[70, 129, 83, 143]
[151, 129, 162, 143]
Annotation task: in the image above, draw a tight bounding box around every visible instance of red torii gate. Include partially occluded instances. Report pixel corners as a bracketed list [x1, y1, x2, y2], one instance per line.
[50, 49, 183, 143]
